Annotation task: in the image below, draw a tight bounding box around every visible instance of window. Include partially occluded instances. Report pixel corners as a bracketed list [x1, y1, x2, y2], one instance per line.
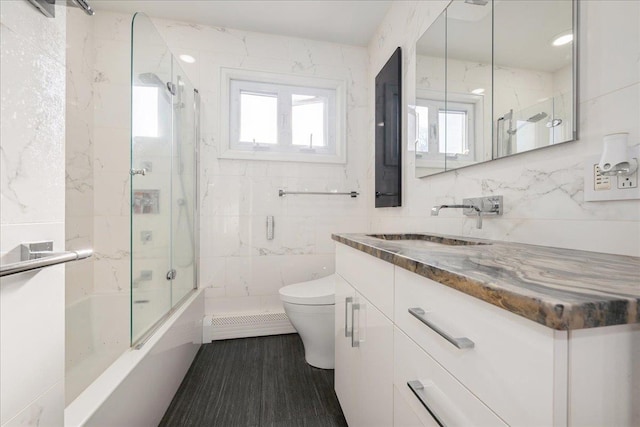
[132, 86, 160, 138]
[221, 68, 346, 163]
[415, 98, 475, 162]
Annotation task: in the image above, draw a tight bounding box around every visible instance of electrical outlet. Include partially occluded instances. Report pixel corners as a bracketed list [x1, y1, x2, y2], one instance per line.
[583, 147, 640, 201]
[617, 171, 638, 189]
[594, 164, 611, 190]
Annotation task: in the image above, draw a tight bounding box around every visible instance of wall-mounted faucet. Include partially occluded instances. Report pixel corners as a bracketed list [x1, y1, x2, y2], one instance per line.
[431, 196, 503, 229]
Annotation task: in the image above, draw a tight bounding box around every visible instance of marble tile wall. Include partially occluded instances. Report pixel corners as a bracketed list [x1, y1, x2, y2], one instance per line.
[0, 1, 66, 425]
[64, 9, 131, 405]
[145, 17, 371, 315]
[369, 0, 640, 257]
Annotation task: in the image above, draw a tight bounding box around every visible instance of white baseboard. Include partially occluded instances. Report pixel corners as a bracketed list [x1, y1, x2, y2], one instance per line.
[203, 311, 296, 342]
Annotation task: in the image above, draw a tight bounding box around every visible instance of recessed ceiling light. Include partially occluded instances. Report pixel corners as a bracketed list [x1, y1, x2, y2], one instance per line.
[179, 54, 196, 64]
[552, 33, 573, 47]
[471, 88, 485, 95]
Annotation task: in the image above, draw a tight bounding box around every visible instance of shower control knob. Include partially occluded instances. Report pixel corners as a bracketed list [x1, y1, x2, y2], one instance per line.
[166, 269, 177, 280]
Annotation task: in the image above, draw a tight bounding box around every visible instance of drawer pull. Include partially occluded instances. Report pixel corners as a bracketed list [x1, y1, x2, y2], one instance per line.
[407, 380, 446, 427]
[408, 307, 474, 349]
[345, 297, 353, 337]
[351, 303, 360, 347]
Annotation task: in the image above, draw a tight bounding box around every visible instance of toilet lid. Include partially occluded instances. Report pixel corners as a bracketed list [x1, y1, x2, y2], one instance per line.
[279, 274, 335, 305]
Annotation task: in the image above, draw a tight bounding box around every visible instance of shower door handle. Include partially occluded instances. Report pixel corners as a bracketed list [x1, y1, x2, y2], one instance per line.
[130, 168, 147, 176]
[166, 269, 177, 280]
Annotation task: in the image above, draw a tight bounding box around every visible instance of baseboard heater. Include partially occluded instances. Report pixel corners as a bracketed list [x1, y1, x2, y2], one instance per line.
[203, 312, 296, 342]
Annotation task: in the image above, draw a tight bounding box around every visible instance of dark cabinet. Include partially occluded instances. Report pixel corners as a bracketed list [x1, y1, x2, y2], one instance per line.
[375, 47, 402, 208]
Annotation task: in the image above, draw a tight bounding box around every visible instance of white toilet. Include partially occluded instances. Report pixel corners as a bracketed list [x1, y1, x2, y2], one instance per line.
[279, 275, 336, 369]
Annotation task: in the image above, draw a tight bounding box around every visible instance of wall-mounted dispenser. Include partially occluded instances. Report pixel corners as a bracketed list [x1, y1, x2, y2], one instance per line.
[584, 132, 640, 201]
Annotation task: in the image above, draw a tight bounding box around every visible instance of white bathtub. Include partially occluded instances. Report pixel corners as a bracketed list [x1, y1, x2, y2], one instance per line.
[64, 289, 204, 427]
[66, 293, 130, 405]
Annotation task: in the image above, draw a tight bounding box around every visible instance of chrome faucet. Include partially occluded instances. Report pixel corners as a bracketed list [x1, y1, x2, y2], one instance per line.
[431, 204, 483, 228]
[431, 196, 503, 230]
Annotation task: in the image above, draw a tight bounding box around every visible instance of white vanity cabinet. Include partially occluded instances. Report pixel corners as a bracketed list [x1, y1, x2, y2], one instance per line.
[395, 267, 564, 427]
[335, 246, 394, 427]
[334, 241, 640, 427]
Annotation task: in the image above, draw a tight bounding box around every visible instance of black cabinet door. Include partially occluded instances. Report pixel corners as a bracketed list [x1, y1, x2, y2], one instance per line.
[375, 47, 402, 208]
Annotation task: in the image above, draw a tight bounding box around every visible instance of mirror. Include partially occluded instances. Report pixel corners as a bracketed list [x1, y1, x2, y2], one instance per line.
[415, 0, 576, 178]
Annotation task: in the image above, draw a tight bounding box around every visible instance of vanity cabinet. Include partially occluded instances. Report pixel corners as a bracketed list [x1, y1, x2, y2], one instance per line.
[335, 248, 394, 427]
[395, 267, 562, 426]
[334, 242, 640, 427]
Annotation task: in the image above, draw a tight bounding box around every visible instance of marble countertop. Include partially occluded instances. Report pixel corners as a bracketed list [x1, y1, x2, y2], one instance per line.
[332, 233, 640, 330]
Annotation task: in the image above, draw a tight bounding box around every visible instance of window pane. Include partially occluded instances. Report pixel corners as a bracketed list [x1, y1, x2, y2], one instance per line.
[133, 86, 159, 138]
[415, 105, 429, 152]
[439, 110, 467, 154]
[292, 94, 325, 147]
[240, 91, 277, 144]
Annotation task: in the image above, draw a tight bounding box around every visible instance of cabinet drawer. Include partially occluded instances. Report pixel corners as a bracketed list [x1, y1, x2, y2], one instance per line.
[394, 327, 507, 427]
[395, 267, 561, 426]
[336, 243, 394, 319]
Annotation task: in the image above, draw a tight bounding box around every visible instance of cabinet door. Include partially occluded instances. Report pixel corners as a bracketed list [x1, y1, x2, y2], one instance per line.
[334, 274, 358, 426]
[354, 290, 394, 427]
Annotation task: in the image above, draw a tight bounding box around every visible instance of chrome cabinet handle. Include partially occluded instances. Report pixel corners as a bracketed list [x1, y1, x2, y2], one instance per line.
[351, 302, 360, 348]
[130, 168, 147, 176]
[407, 380, 446, 427]
[345, 297, 353, 337]
[408, 307, 474, 349]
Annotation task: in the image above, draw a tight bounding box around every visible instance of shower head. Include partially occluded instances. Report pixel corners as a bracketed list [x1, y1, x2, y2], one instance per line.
[137, 72, 165, 87]
[527, 112, 548, 123]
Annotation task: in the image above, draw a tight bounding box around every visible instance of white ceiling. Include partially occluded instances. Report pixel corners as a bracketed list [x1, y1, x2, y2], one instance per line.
[91, 0, 392, 47]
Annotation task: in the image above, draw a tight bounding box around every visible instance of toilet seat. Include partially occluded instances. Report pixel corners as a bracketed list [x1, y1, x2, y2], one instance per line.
[279, 275, 335, 305]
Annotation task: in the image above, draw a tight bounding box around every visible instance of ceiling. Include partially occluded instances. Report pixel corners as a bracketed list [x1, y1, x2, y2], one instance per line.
[91, 0, 392, 47]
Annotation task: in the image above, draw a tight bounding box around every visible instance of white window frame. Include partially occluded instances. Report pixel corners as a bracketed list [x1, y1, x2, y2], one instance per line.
[220, 68, 346, 164]
[415, 89, 482, 169]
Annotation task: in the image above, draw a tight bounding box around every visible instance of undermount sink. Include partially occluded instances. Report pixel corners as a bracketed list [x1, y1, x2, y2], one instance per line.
[366, 233, 491, 246]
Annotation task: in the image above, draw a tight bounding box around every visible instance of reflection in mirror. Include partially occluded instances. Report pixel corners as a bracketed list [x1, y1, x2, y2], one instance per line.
[414, 0, 576, 178]
[494, 0, 574, 157]
[444, 0, 492, 171]
[415, 11, 446, 176]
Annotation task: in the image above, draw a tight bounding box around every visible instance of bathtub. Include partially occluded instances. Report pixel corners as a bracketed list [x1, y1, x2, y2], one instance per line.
[64, 289, 204, 427]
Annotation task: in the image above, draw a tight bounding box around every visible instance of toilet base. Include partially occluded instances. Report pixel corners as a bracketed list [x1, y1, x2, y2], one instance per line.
[282, 302, 335, 369]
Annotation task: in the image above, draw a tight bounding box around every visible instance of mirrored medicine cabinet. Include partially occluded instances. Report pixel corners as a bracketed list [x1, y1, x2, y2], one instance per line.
[414, 0, 577, 178]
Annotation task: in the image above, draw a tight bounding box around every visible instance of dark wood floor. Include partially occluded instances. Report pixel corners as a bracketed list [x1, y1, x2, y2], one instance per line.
[159, 334, 348, 427]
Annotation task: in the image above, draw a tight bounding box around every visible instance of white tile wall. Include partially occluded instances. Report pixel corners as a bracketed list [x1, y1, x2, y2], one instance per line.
[368, 0, 640, 257]
[0, 1, 66, 425]
[146, 17, 372, 315]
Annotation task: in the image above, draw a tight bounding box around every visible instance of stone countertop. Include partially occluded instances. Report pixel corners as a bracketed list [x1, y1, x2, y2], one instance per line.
[332, 233, 640, 330]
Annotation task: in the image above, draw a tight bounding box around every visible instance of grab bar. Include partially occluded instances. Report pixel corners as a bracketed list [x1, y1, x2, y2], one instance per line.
[278, 189, 359, 198]
[0, 241, 93, 278]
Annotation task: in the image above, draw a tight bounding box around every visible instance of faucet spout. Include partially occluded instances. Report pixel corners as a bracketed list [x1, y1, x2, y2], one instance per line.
[430, 204, 483, 229]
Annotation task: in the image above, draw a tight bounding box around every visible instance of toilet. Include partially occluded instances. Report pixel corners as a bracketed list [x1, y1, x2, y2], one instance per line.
[279, 275, 336, 369]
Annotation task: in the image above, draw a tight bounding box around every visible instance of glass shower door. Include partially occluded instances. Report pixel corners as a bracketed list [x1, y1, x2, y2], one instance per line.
[131, 13, 198, 346]
[131, 13, 174, 344]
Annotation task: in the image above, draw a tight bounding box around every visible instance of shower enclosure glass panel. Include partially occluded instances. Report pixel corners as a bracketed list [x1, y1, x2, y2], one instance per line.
[131, 13, 198, 345]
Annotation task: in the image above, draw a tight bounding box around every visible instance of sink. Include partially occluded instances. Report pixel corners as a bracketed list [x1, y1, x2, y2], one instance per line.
[366, 233, 490, 246]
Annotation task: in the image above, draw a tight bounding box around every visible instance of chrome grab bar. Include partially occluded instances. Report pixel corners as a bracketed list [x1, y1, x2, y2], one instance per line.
[408, 307, 474, 350]
[407, 381, 446, 427]
[278, 189, 359, 198]
[1, 242, 93, 278]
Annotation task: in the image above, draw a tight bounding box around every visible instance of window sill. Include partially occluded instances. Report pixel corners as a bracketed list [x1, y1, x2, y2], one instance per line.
[219, 148, 346, 164]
